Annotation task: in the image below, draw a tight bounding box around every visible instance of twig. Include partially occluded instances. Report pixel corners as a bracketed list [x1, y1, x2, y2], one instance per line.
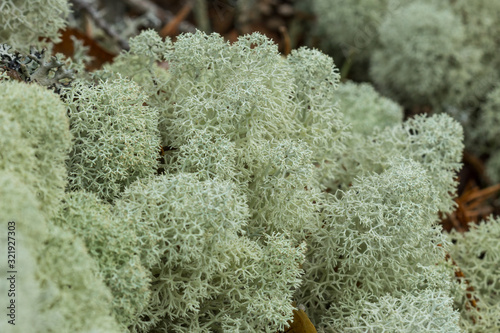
[465, 183, 500, 204]
[72, 0, 130, 50]
[279, 26, 291, 56]
[193, 0, 211, 32]
[122, 0, 196, 34]
[463, 151, 488, 184]
[340, 52, 354, 82]
[160, 2, 194, 37]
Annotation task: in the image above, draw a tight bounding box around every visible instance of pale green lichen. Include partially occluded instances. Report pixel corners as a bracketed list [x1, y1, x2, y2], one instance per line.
[0, 172, 46, 333]
[298, 159, 457, 330]
[476, 86, 500, 148]
[105, 30, 348, 243]
[115, 173, 304, 332]
[472, 85, 500, 182]
[95, 29, 170, 93]
[0, 172, 122, 333]
[337, 80, 403, 135]
[163, 233, 306, 333]
[370, 2, 466, 106]
[335, 113, 463, 214]
[311, 0, 390, 62]
[286, 47, 347, 185]
[65, 76, 160, 202]
[0, 0, 70, 52]
[163, 132, 240, 183]
[53, 191, 152, 331]
[345, 289, 460, 332]
[486, 152, 500, 184]
[242, 139, 321, 243]
[37, 225, 122, 333]
[447, 216, 500, 332]
[105, 31, 347, 179]
[0, 80, 72, 218]
[114, 173, 251, 328]
[0, 28, 469, 332]
[450, 0, 500, 65]
[161, 32, 297, 149]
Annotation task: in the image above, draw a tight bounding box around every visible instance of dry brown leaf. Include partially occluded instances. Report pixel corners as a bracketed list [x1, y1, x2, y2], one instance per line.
[281, 307, 317, 333]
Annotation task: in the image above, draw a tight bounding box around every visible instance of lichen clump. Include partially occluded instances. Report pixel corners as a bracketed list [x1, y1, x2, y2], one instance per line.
[0, 0, 69, 52]
[0, 28, 471, 332]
